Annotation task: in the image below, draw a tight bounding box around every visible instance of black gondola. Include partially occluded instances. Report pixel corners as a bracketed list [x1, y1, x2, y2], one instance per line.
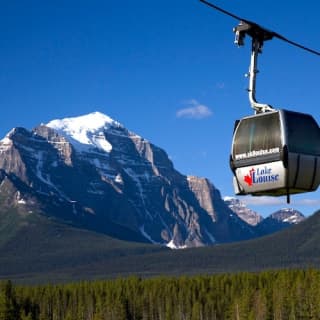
[230, 109, 320, 197]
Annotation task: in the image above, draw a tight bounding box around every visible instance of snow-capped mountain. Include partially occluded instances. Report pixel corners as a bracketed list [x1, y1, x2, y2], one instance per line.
[224, 197, 263, 226]
[224, 197, 306, 236]
[268, 208, 305, 224]
[255, 208, 306, 236]
[46, 112, 121, 153]
[0, 111, 256, 248]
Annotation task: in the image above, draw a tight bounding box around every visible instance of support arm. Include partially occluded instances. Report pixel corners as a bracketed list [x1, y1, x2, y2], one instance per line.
[233, 21, 275, 113]
[248, 38, 274, 113]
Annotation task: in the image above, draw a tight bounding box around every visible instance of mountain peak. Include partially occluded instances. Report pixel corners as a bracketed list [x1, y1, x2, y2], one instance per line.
[224, 196, 263, 226]
[270, 208, 305, 224]
[46, 111, 123, 153]
[47, 111, 122, 132]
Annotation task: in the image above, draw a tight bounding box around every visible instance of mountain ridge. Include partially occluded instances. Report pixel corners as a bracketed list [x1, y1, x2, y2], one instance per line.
[0, 111, 257, 249]
[224, 197, 306, 235]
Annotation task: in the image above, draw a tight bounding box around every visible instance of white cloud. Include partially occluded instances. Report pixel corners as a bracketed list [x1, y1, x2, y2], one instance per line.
[293, 199, 320, 206]
[215, 82, 225, 90]
[241, 196, 285, 206]
[176, 99, 212, 119]
[241, 196, 320, 207]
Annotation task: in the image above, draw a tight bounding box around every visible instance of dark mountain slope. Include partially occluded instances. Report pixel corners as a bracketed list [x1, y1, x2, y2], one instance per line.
[0, 169, 165, 282]
[0, 209, 167, 283]
[2, 210, 319, 283]
[147, 209, 320, 274]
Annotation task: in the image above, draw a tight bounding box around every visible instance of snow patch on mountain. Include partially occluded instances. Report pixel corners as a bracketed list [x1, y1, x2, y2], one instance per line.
[46, 112, 122, 153]
[114, 174, 123, 184]
[166, 240, 187, 250]
[283, 215, 300, 224]
[0, 130, 14, 152]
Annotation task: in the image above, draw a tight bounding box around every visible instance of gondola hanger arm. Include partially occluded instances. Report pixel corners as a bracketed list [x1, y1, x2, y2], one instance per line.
[199, 0, 320, 113]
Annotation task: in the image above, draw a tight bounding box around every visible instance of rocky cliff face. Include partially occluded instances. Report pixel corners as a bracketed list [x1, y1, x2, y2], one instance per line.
[0, 112, 256, 248]
[224, 197, 263, 226]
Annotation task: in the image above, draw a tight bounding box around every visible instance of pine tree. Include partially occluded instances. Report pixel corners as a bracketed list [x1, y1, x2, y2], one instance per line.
[0, 280, 20, 320]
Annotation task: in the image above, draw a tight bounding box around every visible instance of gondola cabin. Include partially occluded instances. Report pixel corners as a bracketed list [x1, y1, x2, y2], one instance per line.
[230, 109, 320, 197]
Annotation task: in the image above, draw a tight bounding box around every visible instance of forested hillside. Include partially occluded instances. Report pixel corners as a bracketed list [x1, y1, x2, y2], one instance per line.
[2, 269, 320, 319]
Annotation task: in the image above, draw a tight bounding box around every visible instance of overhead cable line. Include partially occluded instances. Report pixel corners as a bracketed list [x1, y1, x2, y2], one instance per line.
[200, 0, 320, 56]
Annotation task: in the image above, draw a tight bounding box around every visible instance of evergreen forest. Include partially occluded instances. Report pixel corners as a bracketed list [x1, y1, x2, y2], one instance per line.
[2, 269, 320, 319]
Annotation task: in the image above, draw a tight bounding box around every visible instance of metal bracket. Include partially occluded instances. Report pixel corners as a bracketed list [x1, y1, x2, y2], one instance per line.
[233, 21, 275, 113]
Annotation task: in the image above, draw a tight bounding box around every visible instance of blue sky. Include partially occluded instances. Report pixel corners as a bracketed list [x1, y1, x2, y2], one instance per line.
[1, 0, 320, 217]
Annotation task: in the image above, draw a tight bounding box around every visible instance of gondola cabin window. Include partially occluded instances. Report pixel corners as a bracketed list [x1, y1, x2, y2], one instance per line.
[232, 112, 282, 161]
[284, 111, 320, 155]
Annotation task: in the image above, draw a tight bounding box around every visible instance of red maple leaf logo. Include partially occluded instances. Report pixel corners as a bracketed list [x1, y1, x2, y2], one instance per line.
[244, 174, 252, 186]
[244, 168, 254, 186]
